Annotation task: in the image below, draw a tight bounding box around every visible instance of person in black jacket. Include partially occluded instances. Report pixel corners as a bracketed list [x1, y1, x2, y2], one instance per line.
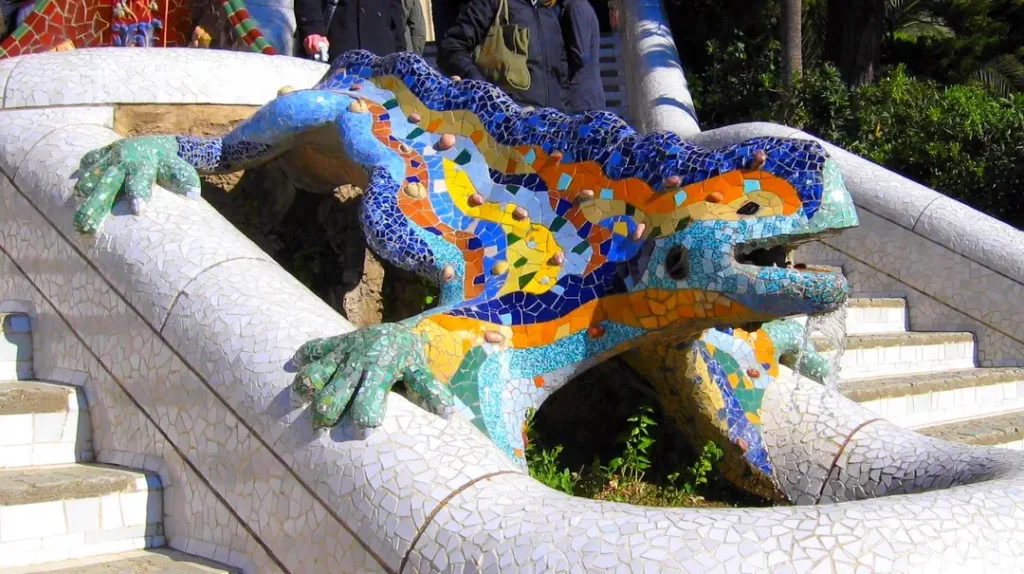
[561, 0, 605, 112]
[295, 0, 407, 62]
[438, 0, 569, 110]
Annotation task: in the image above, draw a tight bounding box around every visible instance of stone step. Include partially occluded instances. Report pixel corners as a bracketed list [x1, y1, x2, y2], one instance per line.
[814, 331, 976, 380]
[0, 314, 32, 381]
[793, 297, 907, 335]
[1, 548, 239, 573]
[0, 381, 92, 470]
[916, 409, 1024, 451]
[0, 464, 163, 568]
[840, 367, 1024, 429]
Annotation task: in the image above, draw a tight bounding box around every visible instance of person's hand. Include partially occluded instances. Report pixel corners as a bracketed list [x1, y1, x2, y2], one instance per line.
[303, 34, 329, 56]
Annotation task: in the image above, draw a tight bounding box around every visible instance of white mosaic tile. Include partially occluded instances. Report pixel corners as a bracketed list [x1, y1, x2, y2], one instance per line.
[2, 49, 327, 110]
[0, 56, 20, 109]
[0, 107, 113, 176]
[8, 123, 274, 329]
[4, 140, 498, 571]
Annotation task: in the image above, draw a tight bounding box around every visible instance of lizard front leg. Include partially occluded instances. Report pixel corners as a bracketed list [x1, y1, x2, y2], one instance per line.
[290, 303, 590, 461]
[72, 90, 359, 233]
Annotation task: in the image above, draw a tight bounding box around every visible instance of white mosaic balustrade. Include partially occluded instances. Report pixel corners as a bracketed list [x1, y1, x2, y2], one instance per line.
[2, 48, 1024, 573]
[0, 49, 326, 110]
[621, 0, 699, 136]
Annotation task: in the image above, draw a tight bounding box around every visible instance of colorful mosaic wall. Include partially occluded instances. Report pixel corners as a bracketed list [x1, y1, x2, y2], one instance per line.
[72, 50, 858, 484]
[0, 0, 272, 59]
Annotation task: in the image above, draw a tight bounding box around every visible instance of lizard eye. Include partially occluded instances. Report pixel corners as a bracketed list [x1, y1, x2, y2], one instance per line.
[665, 246, 689, 280]
[737, 201, 761, 216]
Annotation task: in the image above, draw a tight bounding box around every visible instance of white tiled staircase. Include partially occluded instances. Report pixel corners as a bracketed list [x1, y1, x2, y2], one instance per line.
[815, 299, 1024, 448]
[0, 313, 236, 573]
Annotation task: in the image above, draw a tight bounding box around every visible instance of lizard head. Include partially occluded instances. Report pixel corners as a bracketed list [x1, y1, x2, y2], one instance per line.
[629, 136, 857, 332]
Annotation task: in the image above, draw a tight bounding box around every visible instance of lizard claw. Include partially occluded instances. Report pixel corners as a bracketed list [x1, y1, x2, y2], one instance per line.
[73, 136, 201, 234]
[291, 323, 454, 431]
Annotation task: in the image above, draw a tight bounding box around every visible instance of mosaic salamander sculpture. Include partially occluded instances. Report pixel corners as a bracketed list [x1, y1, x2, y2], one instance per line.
[72, 51, 857, 470]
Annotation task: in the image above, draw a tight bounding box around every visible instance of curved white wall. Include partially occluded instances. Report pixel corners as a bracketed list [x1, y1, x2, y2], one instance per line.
[620, 0, 700, 136]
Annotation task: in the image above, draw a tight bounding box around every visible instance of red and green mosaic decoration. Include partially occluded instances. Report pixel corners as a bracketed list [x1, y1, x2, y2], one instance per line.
[219, 0, 274, 54]
[0, 0, 272, 59]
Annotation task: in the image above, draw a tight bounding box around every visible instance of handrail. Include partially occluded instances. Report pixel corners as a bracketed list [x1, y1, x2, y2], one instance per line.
[619, 0, 700, 136]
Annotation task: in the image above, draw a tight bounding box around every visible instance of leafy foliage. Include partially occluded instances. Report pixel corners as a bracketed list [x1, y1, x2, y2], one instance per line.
[672, 440, 725, 495]
[525, 403, 734, 507]
[524, 408, 578, 494]
[606, 405, 656, 482]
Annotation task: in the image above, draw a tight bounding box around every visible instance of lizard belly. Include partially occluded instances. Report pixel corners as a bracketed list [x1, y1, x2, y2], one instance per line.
[279, 138, 369, 193]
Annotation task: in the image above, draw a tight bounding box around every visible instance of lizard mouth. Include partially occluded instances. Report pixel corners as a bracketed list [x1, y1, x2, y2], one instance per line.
[733, 237, 840, 275]
[729, 234, 849, 324]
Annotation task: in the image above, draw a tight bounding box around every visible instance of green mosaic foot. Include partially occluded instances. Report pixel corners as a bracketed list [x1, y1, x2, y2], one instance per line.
[291, 323, 455, 429]
[73, 136, 201, 234]
[763, 319, 831, 382]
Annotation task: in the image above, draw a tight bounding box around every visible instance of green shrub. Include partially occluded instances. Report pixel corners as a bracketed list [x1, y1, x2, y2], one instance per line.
[691, 39, 1024, 229]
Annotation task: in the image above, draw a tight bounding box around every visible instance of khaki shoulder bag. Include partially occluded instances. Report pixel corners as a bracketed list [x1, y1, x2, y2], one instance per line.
[472, 0, 531, 91]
